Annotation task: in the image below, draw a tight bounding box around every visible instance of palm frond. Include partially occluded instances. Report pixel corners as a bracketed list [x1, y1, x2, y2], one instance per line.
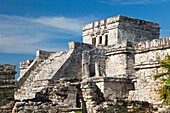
[160, 85, 167, 99]
[166, 55, 170, 61]
[154, 55, 170, 104]
[160, 60, 170, 69]
[166, 77, 170, 86]
[154, 72, 167, 80]
[160, 78, 166, 83]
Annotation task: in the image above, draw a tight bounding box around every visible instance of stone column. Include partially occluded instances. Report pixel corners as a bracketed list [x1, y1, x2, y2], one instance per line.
[95, 60, 100, 77]
[0, 64, 16, 112]
[102, 35, 106, 46]
[96, 37, 99, 47]
[82, 51, 90, 78]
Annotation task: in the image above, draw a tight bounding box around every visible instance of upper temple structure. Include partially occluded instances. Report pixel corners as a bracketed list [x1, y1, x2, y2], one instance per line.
[83, 15, 160, 46]
[2, 15, 170, 112]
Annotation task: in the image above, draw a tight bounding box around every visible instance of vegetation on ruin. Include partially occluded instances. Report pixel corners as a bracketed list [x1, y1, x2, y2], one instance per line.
[154, 55, 170, 104]
[75, 111, 82, 113]
[69, 111, 82, 113]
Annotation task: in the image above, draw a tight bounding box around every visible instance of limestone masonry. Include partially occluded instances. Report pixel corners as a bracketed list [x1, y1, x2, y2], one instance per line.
[0, 64, 16, 112]
[1, 15, 170, 113]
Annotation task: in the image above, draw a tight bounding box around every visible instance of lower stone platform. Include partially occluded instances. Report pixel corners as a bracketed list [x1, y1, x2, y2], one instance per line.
[83, 76, 134, 101]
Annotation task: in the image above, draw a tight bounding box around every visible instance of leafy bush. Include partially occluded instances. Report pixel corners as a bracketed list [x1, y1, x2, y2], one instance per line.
[154, 55, 170, 104]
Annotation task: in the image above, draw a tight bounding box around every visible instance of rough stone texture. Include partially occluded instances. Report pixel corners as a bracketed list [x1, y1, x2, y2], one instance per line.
[15, 48, 74, 100]
[19, 60, 33, 78]
[128, 37, 170, 105]
[82, 15, 160, 47]
[81, 78, 105, 113]
[15, 42, 104, 101]
[0, 64, 16, 113]
[11, 15, 170, 113]
[105, 41, 134, 76]
[13, 101, 82, 113]
[95, 100, 157, 113]
[13, 77, 82, 113]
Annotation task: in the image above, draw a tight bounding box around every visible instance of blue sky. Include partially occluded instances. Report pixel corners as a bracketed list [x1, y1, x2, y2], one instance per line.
[0, 0, 170, 78]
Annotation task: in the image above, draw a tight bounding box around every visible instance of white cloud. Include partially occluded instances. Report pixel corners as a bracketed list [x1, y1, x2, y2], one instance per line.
[34, 16, 85, 33]
[101, 0, 170, 5]
[0, 14, 96, 53]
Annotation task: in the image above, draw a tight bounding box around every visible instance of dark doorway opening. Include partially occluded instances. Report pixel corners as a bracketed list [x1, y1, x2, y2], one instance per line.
[92, 38, 96, 46]
[99, 36, 102, 44]
[105, 35, 108, 46]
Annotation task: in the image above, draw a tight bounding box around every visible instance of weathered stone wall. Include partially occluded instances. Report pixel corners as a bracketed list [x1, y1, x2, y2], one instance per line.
[18, 50, 54, 79]
[82, 15, 160, 47]
[95, 100, 157, 113]
[50, 42, 98, 80]
[13, 97, 157, 113]
[13, 101, 82, 113]
[15, 42, 106, 101]
[36, 50, 55, 60]
[80, 77, 156, 113]
[47, 77, 80, 108]
[0, 64, 16, 113]
[19, 60, 33, 78]
[81, 78, 105, 113]
[13, 77, 82, 113]
[82, 48, 106, 79]
[129, 37, 170, 105]
[105, 41, 134, 76]
[13, 15, 170, 113]
[15, 47, 75, 100]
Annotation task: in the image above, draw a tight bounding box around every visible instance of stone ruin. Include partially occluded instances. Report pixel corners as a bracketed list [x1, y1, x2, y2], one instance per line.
[1, 15, 170, 112]
[0, 64, 16, 112]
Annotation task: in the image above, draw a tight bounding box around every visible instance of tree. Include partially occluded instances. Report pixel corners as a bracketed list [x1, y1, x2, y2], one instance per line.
[154, 55, 170, 104]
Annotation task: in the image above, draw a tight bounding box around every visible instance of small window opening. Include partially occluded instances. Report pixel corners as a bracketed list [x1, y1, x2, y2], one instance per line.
[99, 36, 102, 44]
[105, 35, 108, 46]
[92, 38, 96, 46]
[76, 93, 81, 108]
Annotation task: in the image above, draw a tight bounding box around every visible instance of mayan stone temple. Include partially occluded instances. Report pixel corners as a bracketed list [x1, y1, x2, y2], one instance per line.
[1, 15, 170, 113]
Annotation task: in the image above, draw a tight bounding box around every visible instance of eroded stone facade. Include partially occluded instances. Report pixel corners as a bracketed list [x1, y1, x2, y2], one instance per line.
[1, 15, 170, 113]
[0, 64, 16, 112]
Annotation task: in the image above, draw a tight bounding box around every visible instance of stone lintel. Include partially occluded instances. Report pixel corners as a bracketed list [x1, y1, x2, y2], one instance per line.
[135, 62, 160, 69]
[106, 47, 134, 56]
[83, 76, 132, 83]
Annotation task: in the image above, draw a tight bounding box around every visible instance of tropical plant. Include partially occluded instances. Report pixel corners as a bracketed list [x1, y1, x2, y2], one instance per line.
[154, 55, 170, 104]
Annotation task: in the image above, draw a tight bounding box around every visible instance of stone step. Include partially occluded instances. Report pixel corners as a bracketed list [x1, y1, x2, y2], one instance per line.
[15, 50, 72, 100]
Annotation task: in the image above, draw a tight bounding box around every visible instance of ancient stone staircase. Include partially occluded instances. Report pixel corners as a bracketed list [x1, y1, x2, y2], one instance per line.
[81, 79, 105, 113]
[15, 50, 73, 100]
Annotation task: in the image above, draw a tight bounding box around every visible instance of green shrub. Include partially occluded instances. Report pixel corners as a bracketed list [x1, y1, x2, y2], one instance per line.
[154, 55, 170, 104]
